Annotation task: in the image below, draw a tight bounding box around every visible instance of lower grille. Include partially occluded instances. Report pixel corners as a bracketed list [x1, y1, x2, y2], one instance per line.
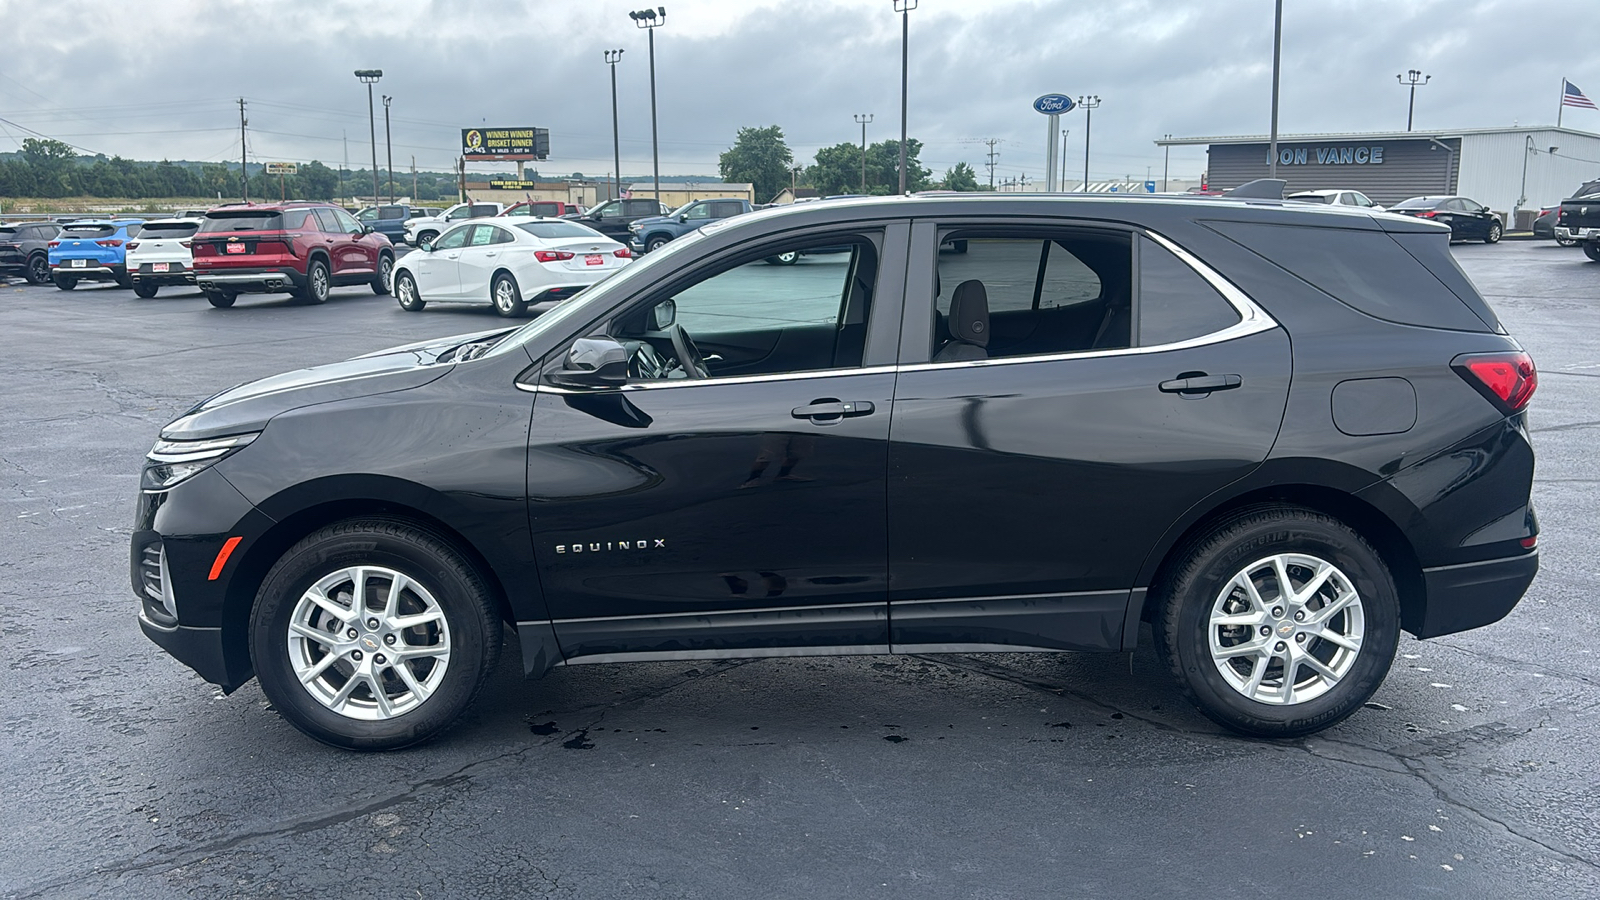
[140, 542, 178, 627]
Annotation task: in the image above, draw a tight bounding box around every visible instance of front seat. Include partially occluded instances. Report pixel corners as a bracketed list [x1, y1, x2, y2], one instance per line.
[933, 279, 990, 362]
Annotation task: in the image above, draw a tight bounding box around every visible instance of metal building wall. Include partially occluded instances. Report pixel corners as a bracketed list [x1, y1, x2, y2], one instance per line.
[1206, 138, 1459, 206]
[1457, 129, 1600, 216]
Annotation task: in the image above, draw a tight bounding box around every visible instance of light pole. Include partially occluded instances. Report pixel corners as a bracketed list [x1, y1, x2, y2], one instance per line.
[1078, 95, 1100, 189]
[382, 94, 394, 203]
[854, 114, 873, 192]
[629, 8, 667, 201]
[1397, 69, 1430, 132]
[1162, 133, 1172, 192]
[893, 0, 917, 194]
[605, 49, 624, 202]
[1061, 129, 1069, 190]
[1269, 0, 1282, 179]
[355, 70, 382, 205]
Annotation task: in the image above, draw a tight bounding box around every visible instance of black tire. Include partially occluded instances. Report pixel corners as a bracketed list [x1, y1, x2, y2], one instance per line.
[115, 271, 133, 289]
[133, 281, 159, 299]
[1585, 242, 1600, 263]
[764, 250, 800, 266]
[1557, 237, 1579, 247]
[206, 289, 237, 308]
[646, 235, 670, 253]
[491, 272, 525, 317]
[394, 270, 426, 311]
[297, 258, 331, 304]
[371, 253, 394, 295]
[250, 518, 502, 751]
[53, 274, 77, 291]
[1484, 221, 1502, 244]
[1153, 505, 1401, 738]
[416, 230, 439, 246]
[24, 253, 49, 285]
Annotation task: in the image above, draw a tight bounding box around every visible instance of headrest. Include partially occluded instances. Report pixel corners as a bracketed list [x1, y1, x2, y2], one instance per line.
[948, 280, 989, 347]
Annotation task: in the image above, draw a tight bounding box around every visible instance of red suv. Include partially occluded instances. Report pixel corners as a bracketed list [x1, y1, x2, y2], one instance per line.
[191, 203, 394, 308]
[500, 200, 582, 218]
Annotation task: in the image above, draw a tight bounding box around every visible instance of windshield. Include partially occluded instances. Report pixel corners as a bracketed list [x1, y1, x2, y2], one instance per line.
[667, 202, 696, 217]
[1391, 197, 1436, 210]
[515, 221, 604, 240]
[1288, 193, 1333, 204]
[200, 211, 284, 232]
[140, 222, 200, 238]
[484, 226, 710, 360]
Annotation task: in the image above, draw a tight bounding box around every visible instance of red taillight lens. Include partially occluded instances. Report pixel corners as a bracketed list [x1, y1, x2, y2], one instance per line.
[534, 250, 575, 263]
[1454, 351, 1537, 413]
[125, 241, 140, 251]
[96, 239, 123, 247]
[48, 240, 61, 248]
[1415, 210, 1437, 218]
[613, 248, 633, 259]
[179, 239, 192, 248]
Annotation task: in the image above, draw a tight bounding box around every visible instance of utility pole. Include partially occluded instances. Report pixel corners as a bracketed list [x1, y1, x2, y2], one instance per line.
[457, 157, 466, 203]
[984, 138, 1000, 190]
[340, 131, 348, 203]
[382, 95, 394, 203]
[854, 114, 874, 192]
[411, 156, 417, 201]
[355, 70, 383, 205]
[605, 49, 624, 202]
[629, 8, 667, 201]
[1397, 69, 1431, 132]
[1078, 95, 1101, 189]
[894, 0, 918, 194]
[1162, 133, 1171, 192]
[237, 98, 248, 202]
[1269, 0, 1283, 178]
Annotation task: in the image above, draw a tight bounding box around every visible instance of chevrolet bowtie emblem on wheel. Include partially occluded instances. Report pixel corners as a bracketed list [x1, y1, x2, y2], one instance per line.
[556, 538, 667, 554]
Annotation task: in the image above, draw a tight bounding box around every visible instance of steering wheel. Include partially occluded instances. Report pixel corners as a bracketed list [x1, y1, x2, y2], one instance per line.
[668, 324, 710, 379]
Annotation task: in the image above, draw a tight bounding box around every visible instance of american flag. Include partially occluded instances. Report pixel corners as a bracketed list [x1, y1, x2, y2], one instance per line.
[1563, 79, 1597, 110]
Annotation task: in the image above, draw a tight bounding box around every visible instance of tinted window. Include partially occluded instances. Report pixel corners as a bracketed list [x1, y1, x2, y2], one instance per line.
[433, 226, 471, 250]
[0, 228, 17, 239]
[331, 208, 363, 234]
[139, 222, 200, 239]
[63, 224, 117, 238]
[200, 212, 282, 233]
[467, 204, 499, 218]
[1388, 232, 1502, 331]
[934, 232, 1132, 360]
[1138, 237, 1240, 345]
[516, 221, 604, 240]
[709, 201, 744, 218]
[1205, 220, 1491, 332]
[1391, 197, 1436, 210]
[622, 200, 660, 216]
[1290, 193, 1333, 204]
[312, 209, 341, 233]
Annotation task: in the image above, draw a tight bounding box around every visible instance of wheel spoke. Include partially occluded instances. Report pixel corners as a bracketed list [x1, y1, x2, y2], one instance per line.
[1300, 652, 1342, 685]
[1213, 611, 1266, 627]
[370, 676, 395, 718]
[351, 567, 370, 614]
[307, 588, 354, 624]
[289, 621, 338, 647]
[329, 672, 364, 710]
[1281, 655, 1298, 704]
[1292, 562, 1335, 606]
[1238, 572, 1268, 611]
[392, 609, 444, 630]
[392, 642, 448, 662]
[1311, 628, 1361, 652]
[1307, 589, 1358, 625]
[392, 660, 429, 701]
[1214, 638, 1270, 659]
[384, 573, 409, 619]
[297, 651, 341, 685]
[1271, 556, 1293, 605]
[1242, 652, 1271, 696]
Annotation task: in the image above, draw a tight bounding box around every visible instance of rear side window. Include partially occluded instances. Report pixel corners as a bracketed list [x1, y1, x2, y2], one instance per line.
[1138, 237, 1240, 345]
[622, 200, 659, 215]
[1388, 232, 1502, 331]
[1204, 220, 1492, 332]
[468, 204, 499, 218]
[201, 212, 282, 233]
[0, 228, 17, 239]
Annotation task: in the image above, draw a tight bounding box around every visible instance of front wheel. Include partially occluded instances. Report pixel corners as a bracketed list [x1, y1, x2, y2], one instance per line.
[1154, 505, 1400, 738]
[53, 274, 77, 291]
[1484, 221, 1502, 244]
[416, 230, 439, 246]
[764, 250, 800, 266]
[25, 253, 50, 285]
[491, 272, 525, 317]
[249, 519, 502, 750]
[394, 271, 426, 311]
[371, 253, 393, 295]
[646, 235, 670, 253]
[1557, 237, 1579, 247]
[133, 281, 159, 299]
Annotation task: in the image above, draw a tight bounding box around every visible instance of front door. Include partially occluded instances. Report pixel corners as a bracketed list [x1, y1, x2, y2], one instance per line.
[411, 224, 468, 298]
[526, 225, 908, 661]
[329, 207, 376, 275]
[887, 223, 1291, 653]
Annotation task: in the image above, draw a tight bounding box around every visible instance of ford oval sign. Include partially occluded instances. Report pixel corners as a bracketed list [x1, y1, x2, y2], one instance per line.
[1033, 94, 1075, 115]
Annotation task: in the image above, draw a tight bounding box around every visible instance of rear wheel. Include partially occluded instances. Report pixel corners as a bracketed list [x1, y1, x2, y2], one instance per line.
[53, 274, 77, 291]
[1484, 221, 1502, 244]
[1557, 237, 1579, 247]
[206, 289, 237, 308]
[25, 253, 49, 285]
[133, 281, 159, 299]
[1586, 241, 1600, 263]
[371, 253, 393, 295]
[491, 272, 525, 317]
[249, 518, 502, 750]
[764, 250, 800, 266]
[395, 271, 425, 311]
[1154, 505, 1400, 738]
[298, 258, 331, 304]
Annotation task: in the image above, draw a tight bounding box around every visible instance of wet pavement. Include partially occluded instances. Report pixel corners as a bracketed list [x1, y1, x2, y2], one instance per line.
[1, 240, 1597, 899]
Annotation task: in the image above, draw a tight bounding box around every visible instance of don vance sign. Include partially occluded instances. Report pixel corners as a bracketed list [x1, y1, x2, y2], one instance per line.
[1269, 145, 1387, 166]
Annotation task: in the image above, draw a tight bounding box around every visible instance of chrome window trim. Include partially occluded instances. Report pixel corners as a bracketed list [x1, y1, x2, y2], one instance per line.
[521, 364, 899, 394]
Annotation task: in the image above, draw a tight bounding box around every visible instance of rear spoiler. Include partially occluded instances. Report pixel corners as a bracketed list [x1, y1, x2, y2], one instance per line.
[1224, 178, 1286, 199]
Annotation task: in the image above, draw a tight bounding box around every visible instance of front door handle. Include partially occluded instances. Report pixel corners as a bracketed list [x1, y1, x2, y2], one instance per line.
[1159, 374, 1242, 395]
[791, 399, 875, 421]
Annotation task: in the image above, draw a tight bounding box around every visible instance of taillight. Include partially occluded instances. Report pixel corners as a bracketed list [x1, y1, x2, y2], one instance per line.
[1415, 210, 1437, 218]
[1453, 351, 1537, 414]
[126, 241, 140, 251]
[48, 240, 61, 248]
[96, 239, 124, 247]
[180, 239, 192, 248]
[535, 250, 574, 263]
[613, 248, 633, 258]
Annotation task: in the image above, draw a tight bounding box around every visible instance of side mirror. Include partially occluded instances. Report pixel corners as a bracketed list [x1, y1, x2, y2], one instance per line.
[650, 298, 676, 330]
[362, 224, 376, 234]
[417, 240, 434, 253]
[678, 213, 690, 223]
[552, 337, 630, 388]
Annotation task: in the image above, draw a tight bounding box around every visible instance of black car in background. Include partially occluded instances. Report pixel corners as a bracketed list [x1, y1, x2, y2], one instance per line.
[1389, 196, 1503, 242]
[1531, 204, 1569, 243]
[568, 197, 668, 242]
[0, 220, 62, 284]
[133, 194, 1538, 750]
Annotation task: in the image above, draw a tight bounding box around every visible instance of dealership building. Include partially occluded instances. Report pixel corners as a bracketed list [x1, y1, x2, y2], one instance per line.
[1157, 126, 1600, 229]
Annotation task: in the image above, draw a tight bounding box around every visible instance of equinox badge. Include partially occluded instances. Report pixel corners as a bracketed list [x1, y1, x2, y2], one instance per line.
[556, 538, 666, 554]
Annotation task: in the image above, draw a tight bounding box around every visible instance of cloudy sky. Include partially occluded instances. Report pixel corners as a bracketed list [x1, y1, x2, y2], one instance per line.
[1, 0, 1595, 187]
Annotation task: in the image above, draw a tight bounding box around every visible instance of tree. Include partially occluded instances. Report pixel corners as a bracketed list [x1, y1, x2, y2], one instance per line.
[719, 125, 793, 202]
[804, 138, 932, 195]
[939, 161, 981, 191]
[804, 142, 864, 195]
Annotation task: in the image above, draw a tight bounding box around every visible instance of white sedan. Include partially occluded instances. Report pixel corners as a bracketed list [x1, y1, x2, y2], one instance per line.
[392, 218, 632, 317]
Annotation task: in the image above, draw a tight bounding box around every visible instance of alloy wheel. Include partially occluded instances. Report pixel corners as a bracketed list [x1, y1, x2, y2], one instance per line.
[495, 279, 515, 312]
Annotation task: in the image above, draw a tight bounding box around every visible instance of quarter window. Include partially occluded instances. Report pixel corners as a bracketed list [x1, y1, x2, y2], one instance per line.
[1137, 237, 1240, 345]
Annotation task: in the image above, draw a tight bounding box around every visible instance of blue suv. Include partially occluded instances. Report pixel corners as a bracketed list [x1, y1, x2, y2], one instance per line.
[49, 219, 144, 290]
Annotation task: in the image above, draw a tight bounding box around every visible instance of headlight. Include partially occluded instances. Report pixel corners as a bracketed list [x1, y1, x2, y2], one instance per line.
[141, 432, 258, 491]
[628, 222, 642, 232]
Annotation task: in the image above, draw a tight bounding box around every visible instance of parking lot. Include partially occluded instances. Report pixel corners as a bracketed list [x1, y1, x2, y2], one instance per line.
[1, 239, 1597, 899]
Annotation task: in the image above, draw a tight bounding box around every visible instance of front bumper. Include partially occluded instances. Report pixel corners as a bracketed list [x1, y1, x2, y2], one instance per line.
[195, 267, 307, 294]
[139, 618, 249, 691]
[1414, 550, 1539, 639]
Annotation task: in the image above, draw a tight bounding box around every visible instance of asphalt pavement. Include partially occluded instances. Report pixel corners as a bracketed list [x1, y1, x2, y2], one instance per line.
[1, 240, 1597, 899]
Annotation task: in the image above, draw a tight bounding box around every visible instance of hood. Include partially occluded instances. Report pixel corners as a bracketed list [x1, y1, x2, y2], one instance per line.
[632, 215, 675, 228]
[160, 328, 514, 440]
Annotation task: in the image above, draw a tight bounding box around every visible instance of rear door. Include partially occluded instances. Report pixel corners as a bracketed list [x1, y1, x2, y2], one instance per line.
[886, 222, 1291, 653]
[455, 224, 511, 299]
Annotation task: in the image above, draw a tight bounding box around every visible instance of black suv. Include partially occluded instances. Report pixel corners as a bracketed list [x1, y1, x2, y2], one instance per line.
[570, 197, 668, 242]
[0, 220, 62, 284]
[133, 195, 1538, 750]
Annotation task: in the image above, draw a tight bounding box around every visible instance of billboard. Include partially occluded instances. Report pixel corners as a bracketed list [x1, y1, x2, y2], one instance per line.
[461, 127, 550, 161]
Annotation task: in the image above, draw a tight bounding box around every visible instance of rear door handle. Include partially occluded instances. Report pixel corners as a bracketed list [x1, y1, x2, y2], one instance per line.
[791, 399, 875, 421]
[1159, 374, 1242, 394]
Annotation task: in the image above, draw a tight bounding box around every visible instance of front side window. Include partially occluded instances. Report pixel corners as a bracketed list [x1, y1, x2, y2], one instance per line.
[433, 226, 471, 251]
[683, 204, 711, 221]
[331, 208, 364, 235]
[312, 209, 341, 233]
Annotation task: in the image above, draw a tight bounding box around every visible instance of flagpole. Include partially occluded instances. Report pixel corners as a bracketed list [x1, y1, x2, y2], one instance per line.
[1559, 79, 1565, 129]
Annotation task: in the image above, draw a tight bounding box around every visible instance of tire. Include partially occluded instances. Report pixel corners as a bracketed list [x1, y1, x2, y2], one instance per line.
[249, 518, 502, 750]
[416, 230, 439, 246]
[25, 253, 49, 285]
[394, 270, 426, 311]
[764, 250, 800, 266]
[371, 253, 394, 295]
[53, 274, 77, 291]
[1484, 221, 1502, 244]
[1557, 237, 1579, 247]
[133, 281, 159, 299]
[491, 272, 525, 317]
[297, 258, 331, 304]
[206, 289, 237, 308]
[115, 271, 133, 289]
[1153, 505, 1401, 738]
[646, 235, 670, 253]
[1586, 242, 1600, 263]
